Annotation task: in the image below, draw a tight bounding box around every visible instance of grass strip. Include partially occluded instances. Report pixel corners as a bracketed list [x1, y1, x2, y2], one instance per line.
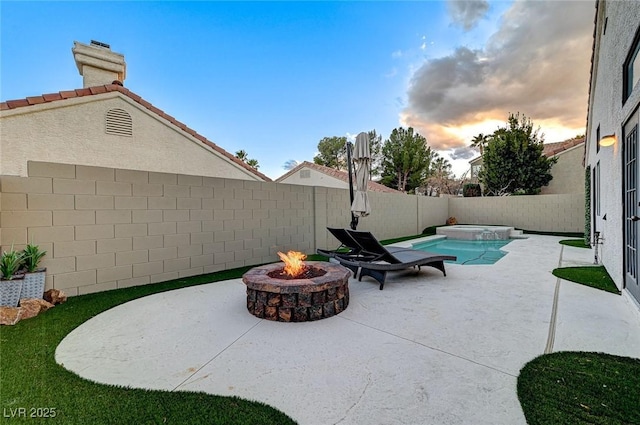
[560, 239, 591, 249]
[518, 352, 640, 425]
[523, 229, 584, 238]
[0, 266, 297, 425]
[552, 266, 621, 294]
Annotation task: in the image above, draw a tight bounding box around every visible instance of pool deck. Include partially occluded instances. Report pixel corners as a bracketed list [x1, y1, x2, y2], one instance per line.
[56, 235, 640, 425]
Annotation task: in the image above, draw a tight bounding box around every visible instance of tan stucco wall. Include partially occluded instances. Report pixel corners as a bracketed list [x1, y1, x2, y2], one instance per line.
[0, 161, 584, 296]
[449, 193, 585, 233]
[541, 145, 585, 195]
[0, 92, 262, 181]
[0, 162, 309, 296]
[278, 167, 348, 189]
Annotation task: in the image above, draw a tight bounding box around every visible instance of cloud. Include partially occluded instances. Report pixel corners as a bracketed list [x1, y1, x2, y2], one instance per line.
[402, 0, 593, 151]
[449, 146, 477, 160]
[391, 50, 403, 59]
[447, 0, 490, 31]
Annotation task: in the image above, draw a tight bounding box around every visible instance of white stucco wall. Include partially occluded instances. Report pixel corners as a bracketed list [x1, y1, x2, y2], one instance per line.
[0, 92, 263, 181]
[585, 0, 640, 292]
[278, 167, 348, 189]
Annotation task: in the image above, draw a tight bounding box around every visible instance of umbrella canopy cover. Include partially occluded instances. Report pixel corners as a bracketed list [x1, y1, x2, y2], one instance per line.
[351, 132, 371, 217]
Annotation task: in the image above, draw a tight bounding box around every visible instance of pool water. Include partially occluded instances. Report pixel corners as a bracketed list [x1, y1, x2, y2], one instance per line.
[412, 239, 512, 265]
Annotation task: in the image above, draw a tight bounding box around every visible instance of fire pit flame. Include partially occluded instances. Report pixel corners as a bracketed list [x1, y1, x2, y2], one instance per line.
[277, 251, 307, 277]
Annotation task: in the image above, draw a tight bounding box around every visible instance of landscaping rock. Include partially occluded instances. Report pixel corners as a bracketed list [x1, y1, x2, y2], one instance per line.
[19, 300, 42, 321]
[20, 298, 55, 319]
[44, 289, 67, 305]
[0, 298, 56, 326]
[0, 307, 22, 326]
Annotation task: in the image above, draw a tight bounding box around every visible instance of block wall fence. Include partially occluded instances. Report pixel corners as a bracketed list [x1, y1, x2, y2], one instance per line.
[0, 162, 584, 296]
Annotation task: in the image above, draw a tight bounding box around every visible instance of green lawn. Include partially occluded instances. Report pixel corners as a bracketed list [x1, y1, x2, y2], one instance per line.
[0, 266, 297, 425]
[552, 266, 621, 294]
[518, 352, 640, 425]
[560, 239, 591, 249]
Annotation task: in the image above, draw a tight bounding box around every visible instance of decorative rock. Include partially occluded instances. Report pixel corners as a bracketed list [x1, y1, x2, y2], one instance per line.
[19, 300, 42, 321]
[0, 307, 22, 326]
[20, 298, 55, 312]
[43, 289, 67, 305]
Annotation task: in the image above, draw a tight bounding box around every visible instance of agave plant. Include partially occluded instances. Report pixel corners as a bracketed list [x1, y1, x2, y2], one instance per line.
[22, 243, 47, 273]
[1, 248, 24, 281]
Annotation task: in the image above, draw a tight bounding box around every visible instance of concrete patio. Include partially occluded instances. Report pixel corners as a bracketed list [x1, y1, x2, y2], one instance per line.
[56, 235, 640, 425]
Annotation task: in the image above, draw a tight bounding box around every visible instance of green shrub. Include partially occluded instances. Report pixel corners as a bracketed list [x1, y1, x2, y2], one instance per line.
[462, 183, 482, 197]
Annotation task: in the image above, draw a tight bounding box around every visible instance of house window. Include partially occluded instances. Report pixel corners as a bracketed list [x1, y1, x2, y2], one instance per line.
[471, 164, 482, 179]
[105, 108, 133, 137]
[624, 27, 640, 103]
[596, 161, 601, 217]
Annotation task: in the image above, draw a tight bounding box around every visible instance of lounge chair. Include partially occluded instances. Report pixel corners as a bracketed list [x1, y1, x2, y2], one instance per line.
[316, 228, 363, 258]
[316, 228, 405, 259]
[334, 230, 457, 290]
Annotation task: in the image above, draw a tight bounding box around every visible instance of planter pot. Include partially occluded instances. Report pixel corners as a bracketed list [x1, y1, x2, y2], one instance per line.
[21, 268, 46, 299]
[0, 276, 25, 307]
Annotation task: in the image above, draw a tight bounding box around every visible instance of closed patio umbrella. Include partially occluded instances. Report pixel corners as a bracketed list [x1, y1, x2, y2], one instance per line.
[351, 132, 371, 219]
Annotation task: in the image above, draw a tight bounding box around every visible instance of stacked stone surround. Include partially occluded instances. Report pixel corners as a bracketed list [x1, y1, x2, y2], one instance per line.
[0, 161, 585, 296]
[242, 261, 350, 322]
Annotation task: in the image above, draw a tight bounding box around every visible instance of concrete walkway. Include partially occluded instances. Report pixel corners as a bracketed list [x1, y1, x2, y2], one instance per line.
[56, 236, 640, 425]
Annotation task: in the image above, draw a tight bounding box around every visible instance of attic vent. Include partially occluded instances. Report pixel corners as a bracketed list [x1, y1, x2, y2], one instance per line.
[300, 170, 311, 179]
[105, 108, 132, 137]
[91, 40, 110, 49]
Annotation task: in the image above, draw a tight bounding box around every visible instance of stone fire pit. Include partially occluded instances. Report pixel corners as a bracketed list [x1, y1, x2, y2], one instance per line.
[242, 261, 350, 322]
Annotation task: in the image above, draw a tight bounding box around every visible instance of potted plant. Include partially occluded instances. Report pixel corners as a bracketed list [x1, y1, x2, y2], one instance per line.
[0, 248, 25, 307]
[20, 243, 47, 299]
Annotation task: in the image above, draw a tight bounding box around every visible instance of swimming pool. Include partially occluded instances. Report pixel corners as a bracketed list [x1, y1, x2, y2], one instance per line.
[412, 239, 512, 265]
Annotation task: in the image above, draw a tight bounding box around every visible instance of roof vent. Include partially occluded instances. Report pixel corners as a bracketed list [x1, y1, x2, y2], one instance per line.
[91, 40, 110, 49]
[105, 108, 132, 137]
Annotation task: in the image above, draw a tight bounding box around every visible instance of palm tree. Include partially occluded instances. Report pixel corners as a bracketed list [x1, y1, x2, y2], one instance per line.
[235, 150, 248, 161]
[471, 133, 488, 155]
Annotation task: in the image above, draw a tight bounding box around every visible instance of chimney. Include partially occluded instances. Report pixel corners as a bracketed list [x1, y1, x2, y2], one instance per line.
[72, 40, 126, 88]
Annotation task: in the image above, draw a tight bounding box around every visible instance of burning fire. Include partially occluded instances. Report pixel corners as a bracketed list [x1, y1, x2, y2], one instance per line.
[277, 251, 307, 277]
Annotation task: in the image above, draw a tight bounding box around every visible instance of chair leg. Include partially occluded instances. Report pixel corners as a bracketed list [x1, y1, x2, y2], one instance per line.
[425, 261, 446, 276]
[358, 268, 387, 290]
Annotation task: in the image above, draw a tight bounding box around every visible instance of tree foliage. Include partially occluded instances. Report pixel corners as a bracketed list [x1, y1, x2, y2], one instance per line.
[235, 150, 260, 170]
[367, 129, 384, 178]
[479, 113, 556, 195]
[313, 136, 348, 170]
[380, 127, 434, 192]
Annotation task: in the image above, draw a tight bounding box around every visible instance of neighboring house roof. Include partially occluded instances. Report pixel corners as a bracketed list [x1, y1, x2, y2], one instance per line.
[276, 161, 401, 193]
[468, 136, 585, 164]
[0, 83, 271, 181]
[542, 136, 585, 157]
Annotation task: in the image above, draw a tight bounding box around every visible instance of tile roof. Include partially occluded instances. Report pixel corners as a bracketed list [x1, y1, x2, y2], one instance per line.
[276, 161, 401, 193]
[542, 136, 585, 157]
[0, 84, 271, 182]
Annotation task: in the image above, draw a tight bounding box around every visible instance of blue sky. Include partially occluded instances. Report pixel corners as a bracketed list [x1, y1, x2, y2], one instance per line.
[1, 1, 593, 180]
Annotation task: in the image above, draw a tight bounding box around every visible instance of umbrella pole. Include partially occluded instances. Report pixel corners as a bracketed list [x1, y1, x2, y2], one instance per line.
[346, 141, 358, 230]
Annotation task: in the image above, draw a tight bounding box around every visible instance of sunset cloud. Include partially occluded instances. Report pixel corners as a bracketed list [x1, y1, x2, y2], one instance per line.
[402, 0, 593, 152]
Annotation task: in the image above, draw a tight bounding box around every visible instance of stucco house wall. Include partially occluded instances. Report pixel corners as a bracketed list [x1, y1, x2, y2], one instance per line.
[540, 144, 585, 195]
[280, 167, 349, 190]
[585, 0, 640, 304]
[0, 92, 264, 181]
